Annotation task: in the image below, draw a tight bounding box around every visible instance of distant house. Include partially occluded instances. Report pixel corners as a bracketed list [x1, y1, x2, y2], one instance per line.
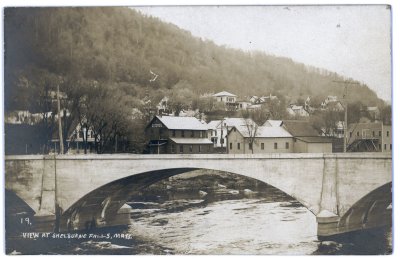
[213, 91, 237, 109]
[65, 123, 97, 154]
[145, 116, 213, 154]
[346, 122, 391, 152]
[323, 101, 344, 112]
[5, 110, 32, 124]
[156, 96, 171, 115]
[321, 121, 345, 138]
[226, 124, 293, 154]
[249, 94, 277, 105]
[366, 106, 380, 120]
[287, 104, 309, 117]
[236, 100, 252, 110]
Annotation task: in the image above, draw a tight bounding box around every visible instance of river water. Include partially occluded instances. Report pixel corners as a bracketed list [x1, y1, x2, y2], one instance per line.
[6, 171, 392, 255]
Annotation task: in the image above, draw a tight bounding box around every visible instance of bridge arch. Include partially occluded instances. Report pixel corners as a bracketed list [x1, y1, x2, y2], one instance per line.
[337, 182, 392, 234]
[59, 167, 316, 232]
[5, 189, 36, 234]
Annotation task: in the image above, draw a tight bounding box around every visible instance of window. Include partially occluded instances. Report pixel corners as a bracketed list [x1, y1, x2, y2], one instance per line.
[207, 145, 211, 152]
[230, 143, 233, 150]
[221, 138, 224, 144]
[350, 132, 352, 138]
[181, 130, 184, 137]
[379, 144, 382, 150]
[214, 130, 217, 136]
[249, 143, 252, 149]
[189, 145, 193, 153]
[179, 145, 183, 153]
[384, 144, 387, 150]
[286, 142, 289, 149]
[379, 131, 382, 137]
[261, 143, 264, 150]
[372, 131, 375, 137]
[390, 144, 392, 150]
[200, 131, 203, 138]
[198, 145, 201, 153]
[387, 131, 390, 137]
[237, 143, 241, 150]
[171, 145, 176, 153]
[274, 143, 278, 149]
[191, 130, 195, 137]
[172, 130, 176, 137]
[357, 131, 360, 137]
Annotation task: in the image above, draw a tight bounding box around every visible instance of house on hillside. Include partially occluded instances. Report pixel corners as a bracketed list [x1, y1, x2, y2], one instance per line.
[226, 124, 293, 154]
[346, 122, 391, 152]
[213, 91, 237, 109]
[156, 96, 172, 115]
[322, 101, 345, 112]
[366, 106, 380, 121]
[236, 99, 252, 110]
[287, 104, 309, 117]
[145, 115, 213, 154]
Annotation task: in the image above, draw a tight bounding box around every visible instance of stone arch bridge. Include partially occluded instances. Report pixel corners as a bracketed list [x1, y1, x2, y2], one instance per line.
[5, 153, 392, 238]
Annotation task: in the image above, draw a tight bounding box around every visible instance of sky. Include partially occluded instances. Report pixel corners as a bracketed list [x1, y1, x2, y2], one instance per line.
[134, 5, 392, 102]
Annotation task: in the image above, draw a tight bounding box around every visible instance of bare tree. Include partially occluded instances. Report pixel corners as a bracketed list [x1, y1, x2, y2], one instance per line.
[241, 110, 259, 154]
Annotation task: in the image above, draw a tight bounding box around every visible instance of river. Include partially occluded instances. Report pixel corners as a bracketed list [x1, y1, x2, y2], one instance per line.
[6, 171, 392, 255]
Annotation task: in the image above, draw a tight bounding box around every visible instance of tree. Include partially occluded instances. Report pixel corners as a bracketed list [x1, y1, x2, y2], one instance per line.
[241, 110, 259, 154]
[167, 81, 196, 116]
[380, 105, 392, 125]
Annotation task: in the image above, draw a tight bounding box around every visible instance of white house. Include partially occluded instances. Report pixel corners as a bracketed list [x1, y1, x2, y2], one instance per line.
[236, 100, 252, 110]
[213, 91, 237, 105]
[207, 117, 256, 149]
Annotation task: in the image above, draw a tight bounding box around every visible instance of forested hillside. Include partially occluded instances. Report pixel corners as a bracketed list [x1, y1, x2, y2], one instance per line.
[5, 7, 383, 112]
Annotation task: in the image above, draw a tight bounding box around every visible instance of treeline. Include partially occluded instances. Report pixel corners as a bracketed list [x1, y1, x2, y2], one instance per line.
[3, 7, 388, 153]
[5, 7, 384, 111]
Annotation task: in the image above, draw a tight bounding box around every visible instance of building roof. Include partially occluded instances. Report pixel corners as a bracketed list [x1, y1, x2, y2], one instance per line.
[263, 120, 283, 127]
[170, 138, 213, 144]
[295, 136, 333, 143]
[154, 116, 207, 130]
[223, 118, 252, 127]
[348, 122, 384, 131]
[207, 120, 222, 130]
[233, 125, 292, 138]
[282, 120, 319, 137]
[213, 91, 237, 97]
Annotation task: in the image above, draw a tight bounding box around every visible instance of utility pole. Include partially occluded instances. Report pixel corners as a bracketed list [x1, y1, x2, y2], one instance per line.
[332, 80, 359, 153]
[57, 83, 64, 155]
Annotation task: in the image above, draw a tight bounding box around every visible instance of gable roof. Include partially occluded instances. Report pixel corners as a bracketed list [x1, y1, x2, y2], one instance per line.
[263, 120, 283, 127]
[223, 117, 254, 128]
[152, 116, 207, 130]
[282, 120, 319, 137]
[207, 120, 222, 130]
[213, 91, 237, 97]
[232, 125, 292, 138]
